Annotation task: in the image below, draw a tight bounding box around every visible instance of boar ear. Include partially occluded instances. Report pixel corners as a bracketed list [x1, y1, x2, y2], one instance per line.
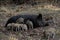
[37, 14, 42, 19]
[39, 14, 42, 17]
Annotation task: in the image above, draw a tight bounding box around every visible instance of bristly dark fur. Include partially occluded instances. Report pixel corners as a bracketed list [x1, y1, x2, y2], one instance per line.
[5, 14, 49, 28]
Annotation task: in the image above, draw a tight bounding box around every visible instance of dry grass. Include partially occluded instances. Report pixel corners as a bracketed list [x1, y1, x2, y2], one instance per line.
[9, 34, 18, 40]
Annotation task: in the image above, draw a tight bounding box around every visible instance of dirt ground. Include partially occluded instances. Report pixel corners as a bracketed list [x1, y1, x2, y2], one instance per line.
[0, 4, 60, 40]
